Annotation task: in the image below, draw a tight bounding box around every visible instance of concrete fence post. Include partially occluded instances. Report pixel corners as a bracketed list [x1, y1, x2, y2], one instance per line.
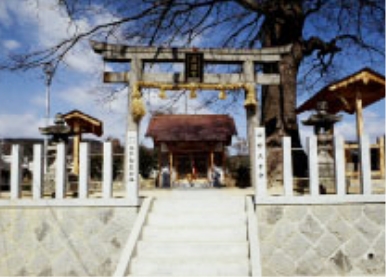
[283, 137, 293, 196]
[33, 144, 43, 199]
[103, 142, 113, 199]
[79, 142, 90, 199]
[307, 135, 319, 196]
[334, 135, 346, 196]
[10, 144, 22, 199]
[359, 135, 372, 194]
[55, 142, 66, 199]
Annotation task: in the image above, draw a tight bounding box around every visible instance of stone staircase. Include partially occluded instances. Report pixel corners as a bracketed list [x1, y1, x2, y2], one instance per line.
[126, 193, 251, 276]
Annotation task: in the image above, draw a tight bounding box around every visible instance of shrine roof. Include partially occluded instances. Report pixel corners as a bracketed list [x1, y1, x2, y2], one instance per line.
[63, 110, 103, 136]
[146, 114, 237, 144]
[296, 67, 385, 114]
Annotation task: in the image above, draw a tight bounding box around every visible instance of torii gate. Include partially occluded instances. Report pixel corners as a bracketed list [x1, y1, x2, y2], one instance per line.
[90, 41, 291, 205]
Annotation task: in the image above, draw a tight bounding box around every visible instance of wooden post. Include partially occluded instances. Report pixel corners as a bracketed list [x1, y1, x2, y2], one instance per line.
[169, 152, 173, 186]
[307, 135, 319, 196]
[175, 154, 179, 181]
[282, 137, 293, 196]
[78, 142, 89, 198]
[355, 91, 364, 141]
[210, 151, 214, 170]
[72, 128, 81, 175]
[10, 144, 22, 199]
[169, 152, 173, 172]
[103, 142, 113, 199]
[157, 147, 162, 187]
[378, 136, 385, 179]
[33, 144, 43, 199]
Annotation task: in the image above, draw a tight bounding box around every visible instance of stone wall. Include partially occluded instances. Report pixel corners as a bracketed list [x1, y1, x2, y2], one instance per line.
[256, 204, 385, 276]
[0, 207, 138, 276]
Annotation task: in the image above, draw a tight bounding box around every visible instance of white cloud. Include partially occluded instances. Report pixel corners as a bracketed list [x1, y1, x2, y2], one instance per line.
[1, 0, 119, 74]
[0, 113, 43, 138]
[334, 121, 357, 141]
[3, 39, 20, 50]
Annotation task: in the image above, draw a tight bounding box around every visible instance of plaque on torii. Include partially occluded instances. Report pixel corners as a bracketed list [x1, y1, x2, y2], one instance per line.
[90, 40, 291, 205]
[185, 52, 204, 83]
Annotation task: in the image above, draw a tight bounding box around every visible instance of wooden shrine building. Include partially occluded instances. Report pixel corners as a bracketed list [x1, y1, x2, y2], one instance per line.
[63, 110, 103, 175]
[146, 115, 237, 183]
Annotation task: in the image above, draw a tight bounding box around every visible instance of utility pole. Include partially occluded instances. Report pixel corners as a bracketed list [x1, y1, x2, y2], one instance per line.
[43, 62, 54, 175]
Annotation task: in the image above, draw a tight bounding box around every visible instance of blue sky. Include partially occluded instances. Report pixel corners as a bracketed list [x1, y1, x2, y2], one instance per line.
[0, 0, 384, 149]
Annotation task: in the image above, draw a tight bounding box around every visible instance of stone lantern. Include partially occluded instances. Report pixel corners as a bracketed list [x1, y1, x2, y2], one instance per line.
[39, 113, 74, 195]
[39, 113, 73, 143]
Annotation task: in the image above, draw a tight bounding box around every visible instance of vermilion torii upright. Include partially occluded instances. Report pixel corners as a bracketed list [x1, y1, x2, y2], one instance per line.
[90, 41, 290, 205]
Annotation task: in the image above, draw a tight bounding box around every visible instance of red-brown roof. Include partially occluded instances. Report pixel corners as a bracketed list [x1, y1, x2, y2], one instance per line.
[296, 67, 385, 114]
[146, 115, 237, 144]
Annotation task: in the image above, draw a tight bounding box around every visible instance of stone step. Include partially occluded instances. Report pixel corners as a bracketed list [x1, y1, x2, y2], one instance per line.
[135, 241, 249, 259]
[146, 212, 246, 227]
[152, 198, 245, 213]
[141, 225, 247, 242]
[153, 191, 249, 200]
[128, 257, 250, 276]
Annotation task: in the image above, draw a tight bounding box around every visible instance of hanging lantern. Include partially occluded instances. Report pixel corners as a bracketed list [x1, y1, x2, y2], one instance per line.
[159, 87, 167, 99]
[218, 89, 227, 100]
[190, 88, 197, 99]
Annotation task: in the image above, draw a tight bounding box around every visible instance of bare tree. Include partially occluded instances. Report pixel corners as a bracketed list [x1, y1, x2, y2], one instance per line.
[1, 0, 384, 150]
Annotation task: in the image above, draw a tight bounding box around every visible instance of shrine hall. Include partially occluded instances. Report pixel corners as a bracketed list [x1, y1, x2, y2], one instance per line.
[146, 114, 237, 186]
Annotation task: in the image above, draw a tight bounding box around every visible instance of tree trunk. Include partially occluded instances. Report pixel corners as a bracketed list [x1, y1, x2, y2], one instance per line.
[259, 2, 309, 183]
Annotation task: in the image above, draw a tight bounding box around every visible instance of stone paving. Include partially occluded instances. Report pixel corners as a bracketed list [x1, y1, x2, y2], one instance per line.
[257, 204, 385, 276]
[0, 207, 137, 276]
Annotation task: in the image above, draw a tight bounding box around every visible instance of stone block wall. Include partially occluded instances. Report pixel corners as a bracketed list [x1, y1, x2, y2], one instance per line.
[0, 207, 138, 276]
[256, 204, 385, 276]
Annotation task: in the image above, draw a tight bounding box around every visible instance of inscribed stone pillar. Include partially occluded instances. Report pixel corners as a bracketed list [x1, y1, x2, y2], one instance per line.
[124, 58, 142, 206]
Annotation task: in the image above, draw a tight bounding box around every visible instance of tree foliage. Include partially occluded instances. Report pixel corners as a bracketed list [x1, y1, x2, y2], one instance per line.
[2, 1, 383, 73]
[1, 0, 384, 143]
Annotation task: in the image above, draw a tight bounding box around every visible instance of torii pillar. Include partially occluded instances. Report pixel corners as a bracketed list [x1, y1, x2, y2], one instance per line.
[125, 58, 142, 206]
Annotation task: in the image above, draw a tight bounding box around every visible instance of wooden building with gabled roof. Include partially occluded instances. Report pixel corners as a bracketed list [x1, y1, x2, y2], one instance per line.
[146, 114, 237, 184]
[296, 67, 385, 140]
[63, 110, 103, 175]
